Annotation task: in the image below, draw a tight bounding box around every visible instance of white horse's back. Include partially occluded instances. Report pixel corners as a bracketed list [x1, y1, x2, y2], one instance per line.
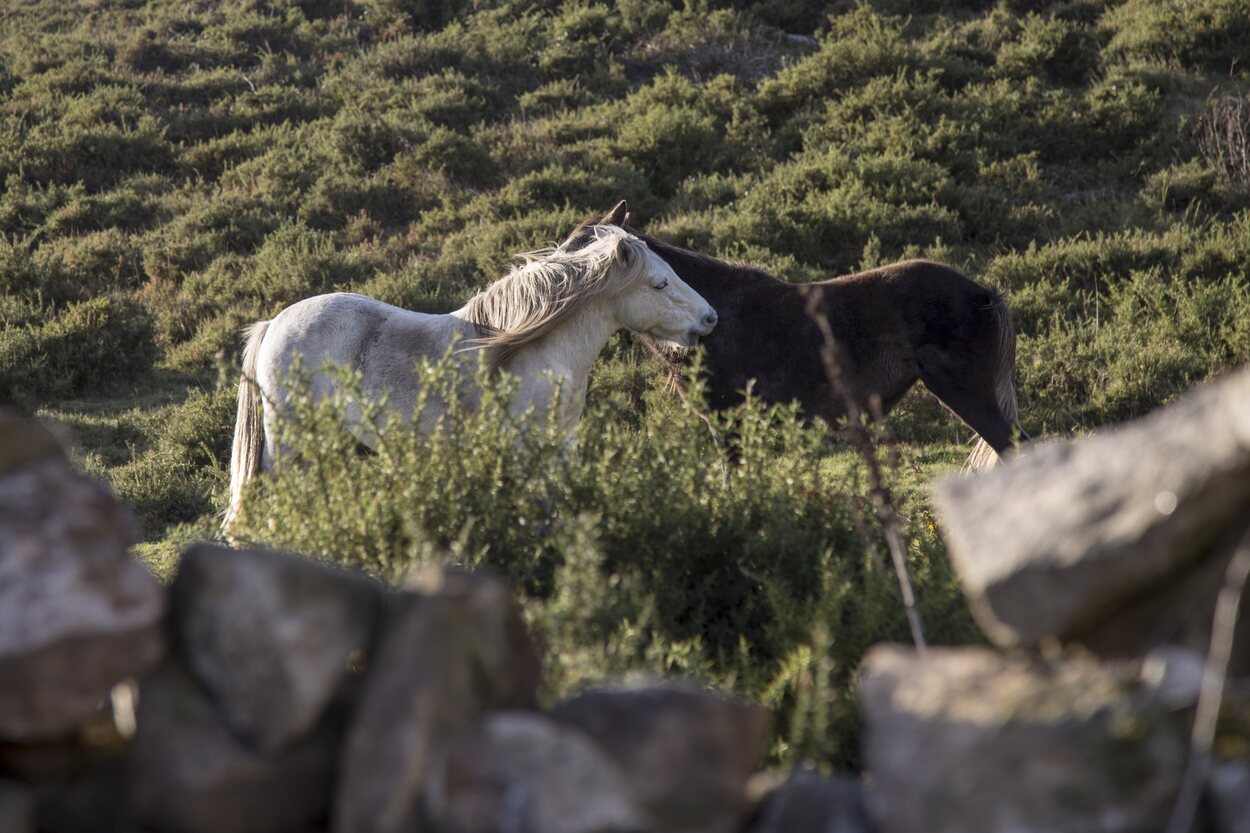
[256, 292, 478, 438]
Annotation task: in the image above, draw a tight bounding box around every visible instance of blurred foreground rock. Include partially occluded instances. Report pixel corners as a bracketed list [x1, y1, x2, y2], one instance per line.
[747, 770, 870, 833]
[426, 712, 647, 833]
[131, 665, 335, 833]
[0, 411, 164, 742]
[859, 645, 1186, 833]
[934, 365, 1250, 664]
[172, 543, 383, 752]
[333, 567, 542, 833]
[552, 684, 771, 833]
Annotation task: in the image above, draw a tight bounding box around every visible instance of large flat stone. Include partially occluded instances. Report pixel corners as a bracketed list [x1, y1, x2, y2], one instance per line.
[859, 645, 1186, 833]
[933, 366, 1250, 647]
[172, 543, 383, 752]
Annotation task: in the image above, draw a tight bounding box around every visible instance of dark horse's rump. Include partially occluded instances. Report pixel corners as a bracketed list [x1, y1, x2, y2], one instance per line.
[563, 204, 1027, 469]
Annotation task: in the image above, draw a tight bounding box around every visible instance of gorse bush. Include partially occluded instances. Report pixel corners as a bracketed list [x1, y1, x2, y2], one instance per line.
[227, 354, 976, 766]
[0, 294, 157, 404]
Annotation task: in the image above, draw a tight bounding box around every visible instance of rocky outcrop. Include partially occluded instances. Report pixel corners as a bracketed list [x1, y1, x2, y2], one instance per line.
[858, 645, 1187, 833]
[0, 411, 165, 742]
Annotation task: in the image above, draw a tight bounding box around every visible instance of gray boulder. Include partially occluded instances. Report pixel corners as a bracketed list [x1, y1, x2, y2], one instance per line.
[130, 663, 335, 833]
[747, 770, 871, 833]
[933, 365, 1250, 650]
[172, 542, 383, 752]
[858, 645, 1186, 833]
[551, 682, 771, 833]
[0, 418, 165, 742]
[333, 566, 541, 833]
[425, 712, 648, 833]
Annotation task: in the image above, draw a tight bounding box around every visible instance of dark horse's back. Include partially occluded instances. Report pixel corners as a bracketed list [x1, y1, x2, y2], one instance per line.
[650, 245, 1022, 465]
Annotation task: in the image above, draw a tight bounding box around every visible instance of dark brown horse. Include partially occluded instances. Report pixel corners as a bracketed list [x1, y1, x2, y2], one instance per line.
[562, 202, 1027, 470]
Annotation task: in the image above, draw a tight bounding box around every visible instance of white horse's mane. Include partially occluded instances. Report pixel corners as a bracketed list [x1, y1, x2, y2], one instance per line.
[460, 225, 650, 371]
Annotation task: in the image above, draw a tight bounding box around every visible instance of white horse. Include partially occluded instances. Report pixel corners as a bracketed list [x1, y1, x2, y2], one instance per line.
[223, 225, 717, 531]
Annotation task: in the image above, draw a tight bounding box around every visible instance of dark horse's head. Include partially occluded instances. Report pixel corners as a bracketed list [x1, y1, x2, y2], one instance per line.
[559, 200, 633, 253]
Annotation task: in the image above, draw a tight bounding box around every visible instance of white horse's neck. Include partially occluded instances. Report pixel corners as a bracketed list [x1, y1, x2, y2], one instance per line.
[496, 297, 619, 433]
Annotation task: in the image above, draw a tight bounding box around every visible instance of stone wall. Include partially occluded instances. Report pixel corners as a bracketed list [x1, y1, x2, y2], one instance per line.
[4, 366, 1250, 833]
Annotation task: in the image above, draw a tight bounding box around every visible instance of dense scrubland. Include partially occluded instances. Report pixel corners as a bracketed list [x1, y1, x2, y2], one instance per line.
[2, 0, 1249, 768]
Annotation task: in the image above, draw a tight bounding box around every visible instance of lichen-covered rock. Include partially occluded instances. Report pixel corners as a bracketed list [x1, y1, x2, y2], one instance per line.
[747, 770, 871, 833]
[859, 645, 1186, 833]
[933, 366, 1250, 650]
[426, 712, 647, 833]
[130, 664, 335, 833]
[172, 543, 383, 752]
[0, 417, 164, 742]
[333, 567, 541, 833]
[551, 682, 771, 833]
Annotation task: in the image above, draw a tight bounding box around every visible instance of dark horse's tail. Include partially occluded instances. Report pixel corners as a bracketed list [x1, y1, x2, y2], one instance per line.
[964, 291, 1026, 473]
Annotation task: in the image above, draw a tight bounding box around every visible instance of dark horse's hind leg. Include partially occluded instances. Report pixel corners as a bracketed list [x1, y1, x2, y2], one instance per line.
[914, 347, 1015, 455]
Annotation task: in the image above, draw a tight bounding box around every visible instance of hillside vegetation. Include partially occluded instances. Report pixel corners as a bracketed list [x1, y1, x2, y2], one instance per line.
[3, 0, 1248, 767]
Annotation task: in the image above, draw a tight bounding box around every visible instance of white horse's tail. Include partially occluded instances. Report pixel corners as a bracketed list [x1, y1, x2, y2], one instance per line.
[964, 296, 1025, 473]
[223, 320, 270, 536]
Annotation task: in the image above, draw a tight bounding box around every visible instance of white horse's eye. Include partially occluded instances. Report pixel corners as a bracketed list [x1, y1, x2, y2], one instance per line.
[653, 280, 668, 291]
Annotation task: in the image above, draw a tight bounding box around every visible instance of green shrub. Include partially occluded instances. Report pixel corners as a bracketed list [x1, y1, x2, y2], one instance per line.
[995, 14, 1098, 85]
[17, 117, 176, 193]
[618, 80, 727, 193]
[755, 7, 915, 125]
[0, 295, 157, 403]
[108, 386, 234, 539]
[1017, 269, 1250, 428]
[367, 0, 469, 32]
[717, 146, 961, 271]
[1141, 160, 1250, 216]
[1104, 0, 1250, 73]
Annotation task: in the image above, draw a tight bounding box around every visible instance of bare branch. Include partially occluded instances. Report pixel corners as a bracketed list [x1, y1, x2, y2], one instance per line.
[802, 287, 927, 652]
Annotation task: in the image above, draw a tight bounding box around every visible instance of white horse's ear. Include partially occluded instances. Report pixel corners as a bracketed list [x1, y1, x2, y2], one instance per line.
[623, 210, 633, 227]
[613, 235, 635, 265]
[601, 200, 628, 226]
